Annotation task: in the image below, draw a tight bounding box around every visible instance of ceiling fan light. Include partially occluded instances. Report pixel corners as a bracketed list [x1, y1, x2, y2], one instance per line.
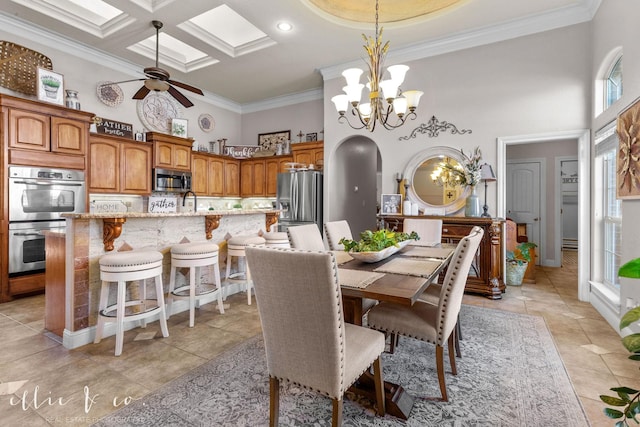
[144, 79, 170, 92]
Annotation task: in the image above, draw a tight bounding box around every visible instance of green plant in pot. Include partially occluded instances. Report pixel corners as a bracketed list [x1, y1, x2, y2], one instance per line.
[600, 257, 640, 426]
[505, 241, 537, 286]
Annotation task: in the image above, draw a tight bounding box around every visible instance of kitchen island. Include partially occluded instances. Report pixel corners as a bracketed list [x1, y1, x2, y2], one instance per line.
[55, 209, 279, 349]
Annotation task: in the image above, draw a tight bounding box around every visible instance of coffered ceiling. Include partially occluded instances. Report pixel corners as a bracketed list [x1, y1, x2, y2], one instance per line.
[0, 0, 599, 106]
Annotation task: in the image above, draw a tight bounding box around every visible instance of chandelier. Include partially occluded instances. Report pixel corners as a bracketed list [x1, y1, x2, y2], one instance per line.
[331, 0, 423, 132]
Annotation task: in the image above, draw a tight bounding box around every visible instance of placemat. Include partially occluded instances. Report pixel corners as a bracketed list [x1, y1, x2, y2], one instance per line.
[337, 268, 384, 289]
[332, 250, 353, 265]
[373, 257, 442, 278]
[402, 246, 453, 259]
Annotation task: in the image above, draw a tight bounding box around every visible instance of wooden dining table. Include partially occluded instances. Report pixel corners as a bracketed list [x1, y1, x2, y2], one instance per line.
[334, 244, 456, 420]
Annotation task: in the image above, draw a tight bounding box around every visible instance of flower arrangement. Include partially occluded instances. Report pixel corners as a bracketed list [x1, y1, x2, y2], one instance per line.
[431, 147, 483, 188]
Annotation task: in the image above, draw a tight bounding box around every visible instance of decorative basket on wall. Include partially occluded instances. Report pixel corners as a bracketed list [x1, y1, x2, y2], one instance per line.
[0, 41, 53, 95]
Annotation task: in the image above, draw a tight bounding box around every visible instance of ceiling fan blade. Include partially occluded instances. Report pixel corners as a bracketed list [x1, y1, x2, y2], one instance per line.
[132, 85, 151, 100]
[168, 79, 204, 96]
[168, 85, 194, 108]
[98, 78, 144, 87]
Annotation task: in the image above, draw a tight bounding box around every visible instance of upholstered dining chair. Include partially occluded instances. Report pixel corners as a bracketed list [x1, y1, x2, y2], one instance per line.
[324, 220, 353, 250]
[245, 246, 386, 426]
[324, 220, 378, 317]
[403, 218, 443, 246]
[367, 226, 484, 402]
[286, 224, 326, 251]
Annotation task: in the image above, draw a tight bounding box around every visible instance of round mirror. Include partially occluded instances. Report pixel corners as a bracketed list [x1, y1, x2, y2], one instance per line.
[403, 146, 470, 215]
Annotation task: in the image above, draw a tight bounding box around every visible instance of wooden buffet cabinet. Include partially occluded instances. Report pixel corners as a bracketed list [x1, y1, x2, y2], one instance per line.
[379, 215, 506, 299]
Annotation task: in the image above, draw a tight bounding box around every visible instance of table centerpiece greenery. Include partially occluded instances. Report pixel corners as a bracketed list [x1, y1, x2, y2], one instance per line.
[600, 257, 640, 426]
[339, 229, 419, 253]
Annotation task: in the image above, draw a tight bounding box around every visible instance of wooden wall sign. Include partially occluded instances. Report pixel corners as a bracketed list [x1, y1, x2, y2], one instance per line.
[94, 117, 134, 139]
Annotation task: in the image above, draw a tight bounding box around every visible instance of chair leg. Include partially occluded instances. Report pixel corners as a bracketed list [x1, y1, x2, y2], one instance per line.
[213, 261, 224, 314]
[225, 255, 232, 301]
[246, 259, 252, 305]
[94, 280, 110, 344]
[436, 345, 448, 402]
[167, 265, 177, 319]
[155, 275, 169, 338]
[188, 266, 196, 328]
[269, 377, 280, 427]
[447, 334, 457, 375]
[389, 333, 399, 353]
[331, 398, 343, 427]
[372, 356, 386, 416]
[454, 320, 462, 358]
[115, 280, 126, 357]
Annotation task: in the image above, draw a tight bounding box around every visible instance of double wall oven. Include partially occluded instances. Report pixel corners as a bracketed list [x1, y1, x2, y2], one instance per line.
[8, 166, 86, 275]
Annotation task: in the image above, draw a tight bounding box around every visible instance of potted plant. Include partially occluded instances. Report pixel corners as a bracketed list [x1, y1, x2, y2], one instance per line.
[505, 241, 537, 286]
[600, 258, 640, 425]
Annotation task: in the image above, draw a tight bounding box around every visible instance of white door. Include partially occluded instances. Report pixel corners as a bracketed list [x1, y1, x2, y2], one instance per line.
[506, 161, 541, 264]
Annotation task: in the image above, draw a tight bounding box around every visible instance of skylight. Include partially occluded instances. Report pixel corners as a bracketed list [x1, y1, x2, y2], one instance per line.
[127, 32, 218, 73]
[178, 5, 276, 58]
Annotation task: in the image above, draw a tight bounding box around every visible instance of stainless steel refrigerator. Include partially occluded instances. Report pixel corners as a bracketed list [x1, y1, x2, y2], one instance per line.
[276, 170, 323, 232]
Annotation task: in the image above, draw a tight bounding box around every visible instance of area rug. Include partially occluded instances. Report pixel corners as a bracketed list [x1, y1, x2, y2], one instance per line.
[94, 305, 590, 426]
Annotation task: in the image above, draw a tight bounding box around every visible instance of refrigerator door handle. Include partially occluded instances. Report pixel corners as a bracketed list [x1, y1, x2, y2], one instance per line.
[291, 173, 298, 221]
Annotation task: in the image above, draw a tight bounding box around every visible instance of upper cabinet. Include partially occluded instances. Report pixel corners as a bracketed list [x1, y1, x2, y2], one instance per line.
[292, 141, 323, 167]
[146, 132, 192, 171]
[1, 94, 93, 170]
[88, 134, 152, 195]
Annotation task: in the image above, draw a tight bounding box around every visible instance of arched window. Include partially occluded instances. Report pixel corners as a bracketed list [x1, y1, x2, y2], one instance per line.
[605, 56, 623, 109]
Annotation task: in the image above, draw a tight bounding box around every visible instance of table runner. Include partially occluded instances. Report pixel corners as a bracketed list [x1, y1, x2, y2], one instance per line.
[373, 257, 442, 278]
[337, 268, 385, 289]
[402, 246, 453, 259]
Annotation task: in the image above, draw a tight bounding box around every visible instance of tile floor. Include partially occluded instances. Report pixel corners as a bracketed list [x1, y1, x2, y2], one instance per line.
[0, 254, 635, 426]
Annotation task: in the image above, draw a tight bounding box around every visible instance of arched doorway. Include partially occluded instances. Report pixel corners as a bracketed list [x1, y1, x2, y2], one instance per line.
[329, 136, 381, 237]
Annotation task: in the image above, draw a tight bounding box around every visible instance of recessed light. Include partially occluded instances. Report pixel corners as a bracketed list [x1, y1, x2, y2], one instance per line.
[277, 22, 293, 31]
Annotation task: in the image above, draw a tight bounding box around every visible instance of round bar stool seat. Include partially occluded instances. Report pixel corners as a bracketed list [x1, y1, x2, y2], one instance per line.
[95, 250, 169, 356]
[226, 235, 266, 305]
[263, 232, 290, 248]
[167, 241, 224, 328]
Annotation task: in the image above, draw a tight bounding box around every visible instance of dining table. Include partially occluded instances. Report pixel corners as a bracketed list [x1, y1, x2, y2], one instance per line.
[333, 243, 456, 420]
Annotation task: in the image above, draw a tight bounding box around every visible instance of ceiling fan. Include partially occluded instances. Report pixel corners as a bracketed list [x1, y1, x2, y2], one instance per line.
[100, 20, 203, 108]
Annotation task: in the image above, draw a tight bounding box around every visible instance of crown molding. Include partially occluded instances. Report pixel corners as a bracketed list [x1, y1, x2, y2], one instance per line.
[320, 0, 602, 81]
[241, 88, 323, 114]
[0, 11, 242, 113]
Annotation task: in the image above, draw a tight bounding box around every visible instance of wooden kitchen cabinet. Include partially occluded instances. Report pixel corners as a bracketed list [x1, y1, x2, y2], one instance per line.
[192, 153, 225, 196]
[378, 215, 505, 299]
[89, 134, 152, 195]
[2, 94, 93, 170]
[146, 132, 192, 171]
[241, 159, 266, 197]
[292, 141, 323, 167]
[224, 159, 240, 196]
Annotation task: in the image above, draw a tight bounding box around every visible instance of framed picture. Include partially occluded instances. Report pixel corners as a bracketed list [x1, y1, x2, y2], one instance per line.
[37, 67, 64, 105]
[306, 132, 317, 142]
[171, 118, 188, 138]
[258, 130, 290, 151]
[616, 96, 640, 199]
[381, 194, 402, 215]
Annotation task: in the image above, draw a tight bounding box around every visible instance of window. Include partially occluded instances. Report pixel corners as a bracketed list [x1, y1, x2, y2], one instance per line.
[605, 56, 623, 109]
[595, 123, 622, 291]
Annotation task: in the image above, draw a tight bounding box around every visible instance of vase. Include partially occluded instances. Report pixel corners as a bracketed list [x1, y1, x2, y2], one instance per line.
[65, 89, 80, 109]
[465, 186, 481, 217]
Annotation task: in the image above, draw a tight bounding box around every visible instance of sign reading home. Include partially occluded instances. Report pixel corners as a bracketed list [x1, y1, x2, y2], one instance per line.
[148, 196, 177, 213]
[95, 118, 134, 139]
[224, 145, 261, 158]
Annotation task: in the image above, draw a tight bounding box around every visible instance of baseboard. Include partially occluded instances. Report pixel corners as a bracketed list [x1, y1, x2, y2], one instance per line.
[62, 282, 249, 349]
[589, 281, 621, 335]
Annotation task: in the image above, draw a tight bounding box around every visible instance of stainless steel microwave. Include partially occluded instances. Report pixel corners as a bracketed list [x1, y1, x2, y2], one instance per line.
[153, 168, 192, 193]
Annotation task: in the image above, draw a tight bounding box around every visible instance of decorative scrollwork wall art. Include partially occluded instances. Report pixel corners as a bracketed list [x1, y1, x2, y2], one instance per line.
[398, 115, 472, 141]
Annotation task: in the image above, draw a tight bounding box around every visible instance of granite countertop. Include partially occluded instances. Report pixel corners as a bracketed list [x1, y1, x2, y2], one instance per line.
[62, 209, 280, 219]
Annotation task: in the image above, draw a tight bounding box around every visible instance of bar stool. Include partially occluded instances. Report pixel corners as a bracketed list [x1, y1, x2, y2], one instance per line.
[263, 231, 290, 248]
[167, 241, 224, 327]
[95, 250, 169, 356]
[225, 234, 266, 305]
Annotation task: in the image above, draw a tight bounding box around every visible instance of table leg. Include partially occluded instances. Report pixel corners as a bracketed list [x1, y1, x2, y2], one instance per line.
[349, 371, 414, 420]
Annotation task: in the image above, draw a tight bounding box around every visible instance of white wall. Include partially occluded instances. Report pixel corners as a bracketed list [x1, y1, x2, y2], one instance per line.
[323, 23, 591, 222]
[591, 0, 640, 329]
